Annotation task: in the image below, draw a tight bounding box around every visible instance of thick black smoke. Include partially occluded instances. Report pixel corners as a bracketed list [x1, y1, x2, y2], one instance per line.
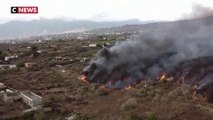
[82, 15, 213, 90]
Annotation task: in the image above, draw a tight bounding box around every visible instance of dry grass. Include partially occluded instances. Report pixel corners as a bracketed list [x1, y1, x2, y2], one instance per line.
[121, 98, 137, 111]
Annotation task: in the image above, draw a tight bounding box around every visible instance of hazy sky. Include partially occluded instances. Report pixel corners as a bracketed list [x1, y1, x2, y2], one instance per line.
[0, 0, 213, 24]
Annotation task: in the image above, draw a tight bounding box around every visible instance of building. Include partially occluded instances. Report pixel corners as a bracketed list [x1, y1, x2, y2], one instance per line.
[2, 88, 21, 103]
[25, 63, 34, 68]
[89, 44, 97, 48]
[0, 65, 17, 70]
[4, 55, 18, 62]
[4, 56, 9, 61]
[82, 46, 88, 48]
[21, 91, 42, 108]
[55, 56, 63, 60]
[0, 84, 42, 107]
[0, 83, 6, 91]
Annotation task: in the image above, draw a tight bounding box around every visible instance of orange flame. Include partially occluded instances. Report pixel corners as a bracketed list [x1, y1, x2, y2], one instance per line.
[157, 74, 167, 81]
[160, 74, 166, 80]
[125, 84, 132, 90]
[100, 85, 106, 89]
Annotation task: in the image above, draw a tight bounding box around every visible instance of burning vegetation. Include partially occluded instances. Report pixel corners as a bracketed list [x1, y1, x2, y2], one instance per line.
[81, 15, 213, 102]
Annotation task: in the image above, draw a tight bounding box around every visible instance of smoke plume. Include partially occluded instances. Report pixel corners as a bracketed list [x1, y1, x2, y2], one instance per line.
[82, 15, 213, 90]
[183, 4, 213, 19]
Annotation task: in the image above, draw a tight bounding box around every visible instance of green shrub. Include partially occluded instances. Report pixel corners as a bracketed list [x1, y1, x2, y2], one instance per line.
[30, 45, 39, 57]
[16, 61, 25, 68]
[0, 50, 7, 60]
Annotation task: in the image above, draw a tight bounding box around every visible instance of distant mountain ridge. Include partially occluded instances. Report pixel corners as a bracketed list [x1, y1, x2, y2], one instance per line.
[87, 15, 213, 34]
[2, 15, 212, 40]
[0, 18, 143, 40]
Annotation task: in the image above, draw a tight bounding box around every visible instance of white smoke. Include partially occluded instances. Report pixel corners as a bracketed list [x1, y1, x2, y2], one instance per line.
[183, 4, 213, 19]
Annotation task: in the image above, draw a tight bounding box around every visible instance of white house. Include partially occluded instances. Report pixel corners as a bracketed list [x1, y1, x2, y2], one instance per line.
[21, 91, 42, 108]
[4, 56, 9, 61]
[89, 44, 97, 48]
[2, 88, 21, 103]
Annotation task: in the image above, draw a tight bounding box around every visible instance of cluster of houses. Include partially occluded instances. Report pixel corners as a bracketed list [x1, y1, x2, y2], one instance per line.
[54, 56, 89, 64]
[0, 54, 19, 64]
[0, 53, 22, 70]
[0, 83, 42, 108]
[0, 64, 17, 70]
[4, 54, 19, 62]
[55, 56, 72, 61]
[0, 62, 34, 71]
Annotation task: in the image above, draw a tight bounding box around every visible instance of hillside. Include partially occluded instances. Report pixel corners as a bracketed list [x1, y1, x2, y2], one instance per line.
[0, 18, 142, 40]
[0, 38, 213, 120]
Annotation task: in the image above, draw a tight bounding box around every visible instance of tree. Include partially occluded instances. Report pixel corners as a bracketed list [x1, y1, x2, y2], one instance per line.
[30, 45, 38, 57]
[0, 50, 7, 61]
[16, 61, 25, 68]
[30, 45, 38, 53]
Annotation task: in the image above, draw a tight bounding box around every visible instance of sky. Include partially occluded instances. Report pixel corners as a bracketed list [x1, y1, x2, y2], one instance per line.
[0, 0, 213, 24]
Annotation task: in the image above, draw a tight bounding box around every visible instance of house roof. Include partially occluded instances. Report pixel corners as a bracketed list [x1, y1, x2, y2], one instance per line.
[0, 82, 4, 86]
[21, 91, 42, 102]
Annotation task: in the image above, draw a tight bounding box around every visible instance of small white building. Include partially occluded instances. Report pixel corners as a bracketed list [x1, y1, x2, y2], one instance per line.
[4, 56, 9, 61]
[89, 44, 97, 48]
[0, 65, 17, 70]
[37, 50, 42, 54]
[21, 91, 42, 108]
[82, 46, 88, 48]
[55, 56, 63, 60]
[25, 63, 34, 68]
[0, 83, 6, 91]
[2, 88, 21, 103]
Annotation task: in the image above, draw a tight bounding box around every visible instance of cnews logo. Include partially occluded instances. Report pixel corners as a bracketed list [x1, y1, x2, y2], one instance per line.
[11, 6, 38, 14]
